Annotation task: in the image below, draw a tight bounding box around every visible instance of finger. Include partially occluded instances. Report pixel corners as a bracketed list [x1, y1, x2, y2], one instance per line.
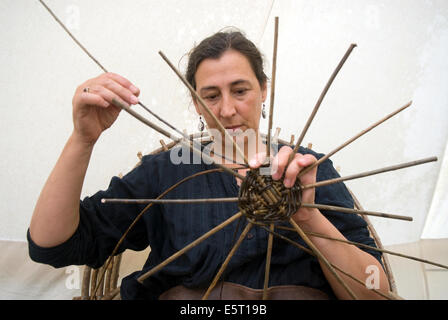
[105, 72, 140, 96]
[283, 154, 302, 188]
[271, 146, 293, 180]
[297, 153, 317, 168]
[297, 154, 318, 185]
[284, 154, 318, 188]
[99, 75, 139, 105]
[249, 152, 267, 168]
[89, 85, 130, 109]
[79, 91, 109, 108]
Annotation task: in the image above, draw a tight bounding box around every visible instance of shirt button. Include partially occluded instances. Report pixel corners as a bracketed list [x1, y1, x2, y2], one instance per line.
[246, 233, 254, 240]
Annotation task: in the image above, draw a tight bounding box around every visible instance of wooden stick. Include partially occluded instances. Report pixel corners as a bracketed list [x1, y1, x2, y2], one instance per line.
[287, 43, 357, 166]
[160, 139, 169, 151]
[178, 139, 245, 180]
[262, 223, 275, 300]
[266, 17, 279, 159]
[90, 269, 98, 299]
[274, 224, 448, 271]
[93, 167, 226, 298]
[298, 101, 412, 178]
[300, 203, 413, 221]
[101, 197, 239, 204]
[110, 254, 122, 290]
[111, 98, 244, 181]
[138, 211, 243, 283]
[289, 218, 358, 299]
[38, 0, 192, 139]
[202, 222, 253, 300]
[255, 223, 394, 299]
[40, 1, 244, 173]
[303, 230, 448, 270]
[158, 51, 248, 165]
[302, 156, 438, 190]
[81, 267, 91, 299]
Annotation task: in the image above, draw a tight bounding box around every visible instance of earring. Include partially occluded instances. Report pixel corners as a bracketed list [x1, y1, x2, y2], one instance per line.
[198, 115, 205, 132]
[262, 103, 266, 119]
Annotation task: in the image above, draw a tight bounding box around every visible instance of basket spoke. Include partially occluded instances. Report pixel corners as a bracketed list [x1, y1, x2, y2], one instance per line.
[255, 222, 395, 299]
[289, 218, 358, 299]
[101, 197, 239, 204]
[300, 203, 412, 221]
[288, 43, 357, 166]
[262, 223, 275, 300]
[202, 221, 253, 300]
[138, 211, 243, 283]
[301, 230, 448, 270]
[159, 51, 249, 165]
[92, 167, 232, 298]
[111, 98, 245, 181]
[302, 156, 437, 190]
[298, 101, 412, 178]
[266, 17, 279, 159]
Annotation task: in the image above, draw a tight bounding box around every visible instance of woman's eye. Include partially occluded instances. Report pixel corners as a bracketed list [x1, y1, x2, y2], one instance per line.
[205, 94, 219, 101]
[235, 88, 248, 96]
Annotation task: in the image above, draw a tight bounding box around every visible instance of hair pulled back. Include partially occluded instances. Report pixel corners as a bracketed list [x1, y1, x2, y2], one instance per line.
[185, 30, 267, 91]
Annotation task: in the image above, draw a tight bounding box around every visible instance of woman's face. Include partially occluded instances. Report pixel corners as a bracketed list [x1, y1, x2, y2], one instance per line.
[193, 49, 267, 135]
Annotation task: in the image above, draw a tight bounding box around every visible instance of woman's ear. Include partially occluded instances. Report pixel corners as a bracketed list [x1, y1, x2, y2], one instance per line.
[261, 81, 268, 102]
[192, 96, 201, 115]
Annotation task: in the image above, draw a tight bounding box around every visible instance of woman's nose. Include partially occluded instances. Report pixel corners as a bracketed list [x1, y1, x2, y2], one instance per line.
[219, 95, 237, 119]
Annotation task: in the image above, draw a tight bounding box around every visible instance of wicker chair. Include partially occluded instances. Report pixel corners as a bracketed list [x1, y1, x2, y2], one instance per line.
[73, 134, 398, 299]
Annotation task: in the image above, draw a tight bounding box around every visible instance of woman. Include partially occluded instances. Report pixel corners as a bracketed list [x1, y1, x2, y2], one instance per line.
[28, 30, 389, 300]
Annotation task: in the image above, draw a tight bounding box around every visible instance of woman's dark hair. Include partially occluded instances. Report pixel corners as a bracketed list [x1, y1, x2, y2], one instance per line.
[185, 30, 267, 91]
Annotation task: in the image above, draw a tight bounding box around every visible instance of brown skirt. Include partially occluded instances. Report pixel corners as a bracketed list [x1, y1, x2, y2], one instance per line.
[159, 281, 330, 300]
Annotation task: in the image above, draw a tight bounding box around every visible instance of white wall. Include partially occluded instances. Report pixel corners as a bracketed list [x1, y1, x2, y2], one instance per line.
[0, 0, 447, 248]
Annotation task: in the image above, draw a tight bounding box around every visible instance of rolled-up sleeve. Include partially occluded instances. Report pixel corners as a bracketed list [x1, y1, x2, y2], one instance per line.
[28, 154, 161, 269]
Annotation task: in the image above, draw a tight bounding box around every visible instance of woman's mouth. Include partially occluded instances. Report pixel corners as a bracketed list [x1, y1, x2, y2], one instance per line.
[225, 125, 243, 136]
[225, 125, 241, 131]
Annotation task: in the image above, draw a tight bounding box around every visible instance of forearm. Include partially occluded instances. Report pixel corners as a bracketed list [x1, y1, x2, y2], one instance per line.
[293, 209, 390, 299]
[29, 132, 95, 247]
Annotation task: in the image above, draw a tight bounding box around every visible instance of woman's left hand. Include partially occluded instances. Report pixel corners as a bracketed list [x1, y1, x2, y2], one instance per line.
[249, 145, 318, 223]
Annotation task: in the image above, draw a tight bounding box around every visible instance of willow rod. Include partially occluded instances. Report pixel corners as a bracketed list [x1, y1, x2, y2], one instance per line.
[202, 222, 254, 300]
[39, 0, 243, 171]
[38, 0, 189, 139]
[255, 223, 394, 299]
[262, 223, 275, 300]
[158, 51, 248, 165]
[94, 95, 246, 297]
[273, 225, 448, 271]
[287, 43, 357, 167]
[289, 218, 358, 299]
[266, 16, 279, 159]
[94, 167, 225, 299]
[302, 156, 438, 190]
[111, 98, 244, 181]
[101, 197, 239, 204]
[138, 211, 244, 283]
[307, 231, 448, 271]
[301, 203, 412, 221]
[298, 101, 412, 178]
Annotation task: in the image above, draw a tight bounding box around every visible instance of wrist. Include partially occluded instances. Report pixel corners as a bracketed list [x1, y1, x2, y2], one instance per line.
[70, 130, 97, 150]
[292, 208, 323, 232]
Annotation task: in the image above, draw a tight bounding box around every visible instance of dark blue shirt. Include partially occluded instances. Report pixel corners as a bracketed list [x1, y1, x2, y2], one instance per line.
[27, 144, 382, 299]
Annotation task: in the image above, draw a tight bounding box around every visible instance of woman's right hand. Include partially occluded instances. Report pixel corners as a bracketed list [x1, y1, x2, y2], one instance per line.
[71, 72, 140, 145]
